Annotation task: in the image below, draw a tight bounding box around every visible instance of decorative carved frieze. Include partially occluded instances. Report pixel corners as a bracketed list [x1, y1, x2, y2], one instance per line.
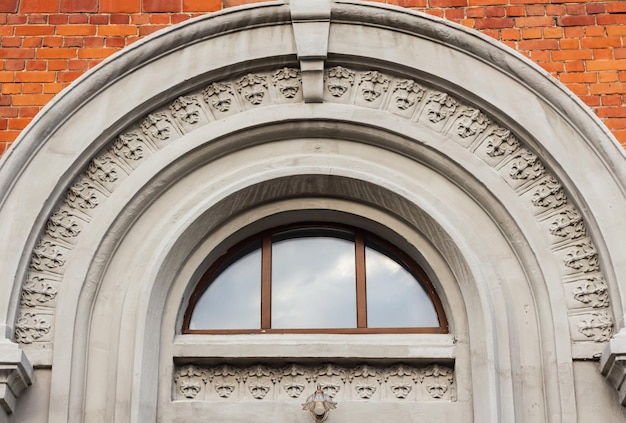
[173, 362, 455, 402]
[16, 65, 611, 353]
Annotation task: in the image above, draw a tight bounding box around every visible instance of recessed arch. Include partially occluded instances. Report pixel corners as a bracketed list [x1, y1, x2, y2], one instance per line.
[1, 1, 626, 422]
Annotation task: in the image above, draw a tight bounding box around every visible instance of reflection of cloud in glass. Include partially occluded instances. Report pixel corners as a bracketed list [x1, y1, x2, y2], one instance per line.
[366, 247, 439, 327]
[189, 249, 261, 329]
[272, 237, 356, 329]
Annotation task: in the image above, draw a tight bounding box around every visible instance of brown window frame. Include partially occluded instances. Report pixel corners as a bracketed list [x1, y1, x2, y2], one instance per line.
[182, 223, 448, 334]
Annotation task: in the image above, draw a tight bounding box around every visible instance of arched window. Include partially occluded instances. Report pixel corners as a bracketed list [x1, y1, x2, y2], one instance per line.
[183, 224, 448, 334]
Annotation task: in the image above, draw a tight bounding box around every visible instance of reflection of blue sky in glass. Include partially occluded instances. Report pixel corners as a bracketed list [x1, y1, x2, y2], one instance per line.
[366, 247, 439, 327]
[189, 248, 261, 329]
[272, 237, 356, 329]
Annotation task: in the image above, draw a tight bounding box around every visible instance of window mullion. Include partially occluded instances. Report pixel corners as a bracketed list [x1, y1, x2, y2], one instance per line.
[355, 233, 367, 328]
[261, 234, 272, 329]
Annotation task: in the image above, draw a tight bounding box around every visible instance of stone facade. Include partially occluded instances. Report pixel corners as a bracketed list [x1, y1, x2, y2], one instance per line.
[1, 1, 626, 422]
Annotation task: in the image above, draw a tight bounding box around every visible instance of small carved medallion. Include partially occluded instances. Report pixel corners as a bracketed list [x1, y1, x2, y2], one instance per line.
[15, 312, 51, 344]
[531, 176, 567, 209]
[549, 208, 585, 239]
[237, 74, 268, 105]
[564, 241, 599, 273]
[46, 209, 81, 239]
[425, 92, 458, 123]
[355, 384, 376, 399]
[455, 108, 490, 138]
[141, 113, 174, 141]
[215, 384, 236, 398]
[392, 79, 424, 110]
[358, 71, 390, 102]
[249, 384, 270, 399]
[273, 67, 301, 99]
[577, 311, 613, 342]
[31, 241, 65, 271]
[20, 275, 57, 307]
[66, 181, 99, 210]
[484, 127, 519, 157]
[284, 383, 305, 398]
[203, 82, 235, 112]
[112, 132, 145, 161]
[573, 277, 609, 308]
[88, 155, 118, 184]
[326, 66, 355, 98]
[426, 383, 448, 399]
[171, 95, 202, 124]
[391, 384, 412, 399]
[175, 365, 208, 399]
[422, 365, 454, 400]
[509, 149, 545, 180]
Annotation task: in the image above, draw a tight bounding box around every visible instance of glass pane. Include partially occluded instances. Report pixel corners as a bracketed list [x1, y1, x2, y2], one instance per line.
[366, 246, 439, 328]
[189, 247, 262, 330]
[272, 235, 356, 329]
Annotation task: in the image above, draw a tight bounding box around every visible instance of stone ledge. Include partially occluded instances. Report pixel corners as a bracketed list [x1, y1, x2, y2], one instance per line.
[0, 341, 32, 415]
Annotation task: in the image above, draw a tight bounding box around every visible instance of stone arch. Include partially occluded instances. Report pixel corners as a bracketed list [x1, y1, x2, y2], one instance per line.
[1, 1, 626, 422]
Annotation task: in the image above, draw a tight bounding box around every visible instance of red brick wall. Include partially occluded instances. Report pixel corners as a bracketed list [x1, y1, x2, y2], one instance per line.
[1, 0, 626, 158]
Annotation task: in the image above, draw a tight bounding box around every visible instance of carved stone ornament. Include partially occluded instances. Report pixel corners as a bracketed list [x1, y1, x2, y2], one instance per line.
[531, 176, 567, 209]
[564, 241, 599, 273]
[326, 66, 355, 97]
[20, 275, 57, 307]
[577, 311, 613, 342]
[425, 92, 458, 123]
[17, 66, 610, 351]
[112, 132, 145, 161]
[46, 209, 81, 240]
[509, 149, 545, 180]
[392, 79, 424, 110]
[88, 154, 118, 184]
[358, 71, 390, 102]
[14, 313, 51, 344]
[237, 73, 268, 105]
[549, 207, 585, 240]
[455, 107, 490, 138]
[31, 241, 65, 271]
[573, 277, 609, 308]
[170, 95, 202, 124]
[174, 365, 208, 399]
[484, 127, 519, 157]
[173, 362, 455, 402]
[141, 113, 174, 141]
[273, 67, 301, 99]
[202, 82, 235, 112]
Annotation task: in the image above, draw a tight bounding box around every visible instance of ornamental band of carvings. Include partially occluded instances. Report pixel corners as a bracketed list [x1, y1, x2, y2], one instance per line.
[17, 66, 612, 348]
[173, 363, 455, 402]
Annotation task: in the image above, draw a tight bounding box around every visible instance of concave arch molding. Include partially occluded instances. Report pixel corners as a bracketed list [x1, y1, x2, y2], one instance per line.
[1, 1, 626, 422]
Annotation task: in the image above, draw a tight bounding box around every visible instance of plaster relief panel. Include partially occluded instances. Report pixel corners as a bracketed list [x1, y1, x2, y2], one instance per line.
[173, 362, 455, 403]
